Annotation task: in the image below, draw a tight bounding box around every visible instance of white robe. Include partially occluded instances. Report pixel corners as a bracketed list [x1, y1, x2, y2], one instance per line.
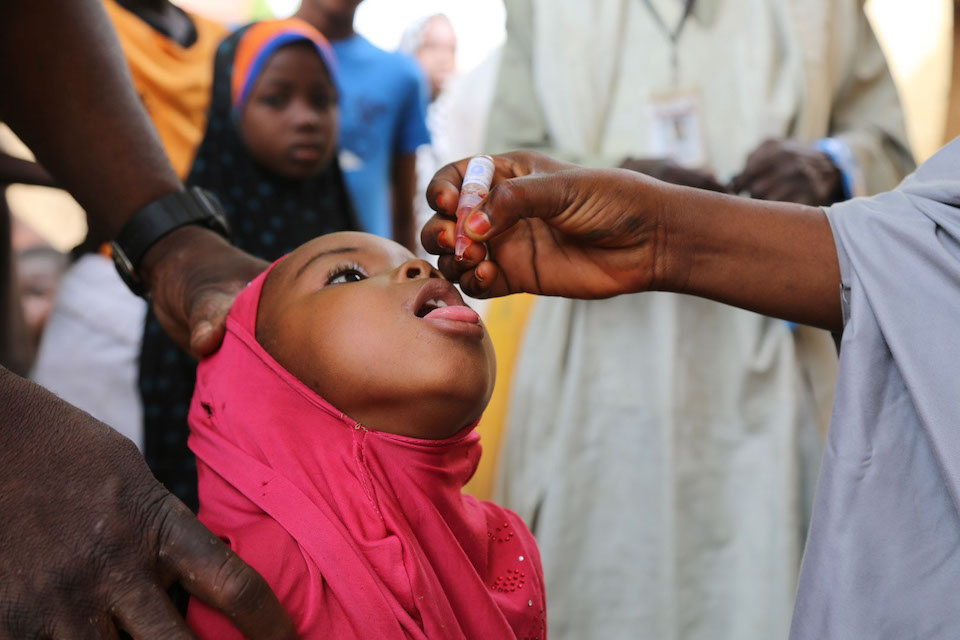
[488, 1, 913, 638]
[31, 255, 145, 448]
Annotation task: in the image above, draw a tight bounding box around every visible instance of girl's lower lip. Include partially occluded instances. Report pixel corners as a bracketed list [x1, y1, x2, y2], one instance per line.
[422, 305, 484, 338]
[291, 146, 322, 161]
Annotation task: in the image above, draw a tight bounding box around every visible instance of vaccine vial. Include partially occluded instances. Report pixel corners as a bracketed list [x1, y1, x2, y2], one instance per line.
[454, 154, 495, 260]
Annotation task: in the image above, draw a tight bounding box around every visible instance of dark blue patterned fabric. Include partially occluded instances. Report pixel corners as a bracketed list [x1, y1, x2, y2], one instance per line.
[139, 24, 360, 510]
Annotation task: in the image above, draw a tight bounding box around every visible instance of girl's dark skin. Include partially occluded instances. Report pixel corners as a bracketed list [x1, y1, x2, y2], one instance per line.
[240, 43, 339, 180]
[258, 232, 495, 440]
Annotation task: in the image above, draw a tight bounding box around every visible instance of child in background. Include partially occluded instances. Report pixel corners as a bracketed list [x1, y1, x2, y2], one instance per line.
[139, 18, 360, 510]
[185, 18, 359, 246]
[187, 231, 547, 639]
[16, 245, 66, 353]
[296, 0, 431, 251]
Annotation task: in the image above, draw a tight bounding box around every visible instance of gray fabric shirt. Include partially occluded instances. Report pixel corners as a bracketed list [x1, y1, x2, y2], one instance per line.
[792, 138, 960, 638]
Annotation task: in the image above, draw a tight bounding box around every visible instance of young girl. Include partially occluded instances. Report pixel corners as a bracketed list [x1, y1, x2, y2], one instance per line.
[139, 18, 360, 510]
[186, 231, 547, 639]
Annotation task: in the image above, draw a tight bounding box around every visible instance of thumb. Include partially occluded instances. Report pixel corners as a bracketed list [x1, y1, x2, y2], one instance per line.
[187, 287, 241, 358]
[463, 173, 570, 242]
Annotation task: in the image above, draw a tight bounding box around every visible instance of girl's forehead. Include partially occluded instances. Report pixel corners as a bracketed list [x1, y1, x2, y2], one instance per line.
[294, 233, 413, 271]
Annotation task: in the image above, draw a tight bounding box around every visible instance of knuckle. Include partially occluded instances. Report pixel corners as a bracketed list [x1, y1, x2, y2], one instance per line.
[137, 484, 179, 538]
[140, 488, 193, 566]
[108, 583, 189, 640]
[460, 278, 485, 299]
[0, 591, 40, 639]
[487, 179, 518, 208]
[420, 218, 448, 253]
[215, 555, 267, 616]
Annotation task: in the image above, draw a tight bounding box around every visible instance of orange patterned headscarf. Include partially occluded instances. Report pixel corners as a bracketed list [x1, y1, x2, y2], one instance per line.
[230, 18, 338, 114]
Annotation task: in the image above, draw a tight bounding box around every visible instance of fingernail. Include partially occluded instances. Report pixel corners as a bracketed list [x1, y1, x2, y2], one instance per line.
[474, 267, 485, 282]
[466, 211, 491, 235]
[438, 229, 449, 248]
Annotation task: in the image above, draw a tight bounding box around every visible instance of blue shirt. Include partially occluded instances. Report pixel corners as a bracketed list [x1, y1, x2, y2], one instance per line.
[332, 34, 431, 238]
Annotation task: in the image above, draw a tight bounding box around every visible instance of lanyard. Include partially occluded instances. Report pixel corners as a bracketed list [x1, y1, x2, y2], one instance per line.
[641, 0, 696, 85]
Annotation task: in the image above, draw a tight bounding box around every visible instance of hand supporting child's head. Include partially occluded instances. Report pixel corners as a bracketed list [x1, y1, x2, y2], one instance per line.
[257, 232, 496, 439]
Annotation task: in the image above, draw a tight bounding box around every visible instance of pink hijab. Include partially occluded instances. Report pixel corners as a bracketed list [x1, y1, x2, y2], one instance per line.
[186, 266, 546, 639]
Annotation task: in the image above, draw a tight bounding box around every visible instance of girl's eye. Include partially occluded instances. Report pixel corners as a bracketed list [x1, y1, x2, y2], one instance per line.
[310, 92, 336, 110]
[326, 266, 366, 285]
[260, 93, 289, 109]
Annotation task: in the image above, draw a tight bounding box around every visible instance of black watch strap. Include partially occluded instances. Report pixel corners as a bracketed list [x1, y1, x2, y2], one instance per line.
[111, 186, 230, 297]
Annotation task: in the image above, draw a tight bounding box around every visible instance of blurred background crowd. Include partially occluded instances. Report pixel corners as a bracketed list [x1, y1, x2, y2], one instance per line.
[2, 1, 959, 638]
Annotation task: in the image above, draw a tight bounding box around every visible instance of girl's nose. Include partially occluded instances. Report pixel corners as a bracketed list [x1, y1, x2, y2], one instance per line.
[292, 100, 322, 130]
[396, 258, 440, 282]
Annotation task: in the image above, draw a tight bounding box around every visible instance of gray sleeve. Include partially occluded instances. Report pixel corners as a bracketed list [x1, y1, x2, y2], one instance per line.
[823, 205, 854, 327]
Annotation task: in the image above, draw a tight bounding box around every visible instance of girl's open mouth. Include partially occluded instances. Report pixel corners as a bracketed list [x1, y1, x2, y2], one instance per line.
[412, 280, 483, 339]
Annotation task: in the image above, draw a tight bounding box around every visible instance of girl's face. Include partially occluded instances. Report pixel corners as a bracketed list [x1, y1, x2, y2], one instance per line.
[257, 232, 496, 440]
[240, 42, 338, 179]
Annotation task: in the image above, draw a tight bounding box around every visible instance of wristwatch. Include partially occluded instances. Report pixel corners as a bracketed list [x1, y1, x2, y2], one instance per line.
[111, 187, 231, 297]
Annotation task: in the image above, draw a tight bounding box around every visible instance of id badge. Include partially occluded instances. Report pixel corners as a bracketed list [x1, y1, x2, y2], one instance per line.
[646, 90, 706, 168]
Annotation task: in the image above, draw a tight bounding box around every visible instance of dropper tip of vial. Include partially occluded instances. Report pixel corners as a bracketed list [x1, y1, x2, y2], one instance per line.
[454, 237, 470, 261]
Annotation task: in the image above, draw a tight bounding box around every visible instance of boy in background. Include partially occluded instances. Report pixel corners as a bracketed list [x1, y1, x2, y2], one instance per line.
[296, 0, 430, 252]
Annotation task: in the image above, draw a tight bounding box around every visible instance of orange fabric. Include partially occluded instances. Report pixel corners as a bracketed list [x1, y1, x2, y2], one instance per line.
[463, 294, 537, 500]
[103, 1, 225, 178]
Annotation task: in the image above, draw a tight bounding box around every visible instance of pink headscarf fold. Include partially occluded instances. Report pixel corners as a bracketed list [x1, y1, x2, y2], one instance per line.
[186, 265, 546, 639]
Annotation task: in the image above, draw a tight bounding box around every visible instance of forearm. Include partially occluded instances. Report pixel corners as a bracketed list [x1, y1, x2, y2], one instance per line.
[655, 184, 843, 331]
[0, 0, 180, 242]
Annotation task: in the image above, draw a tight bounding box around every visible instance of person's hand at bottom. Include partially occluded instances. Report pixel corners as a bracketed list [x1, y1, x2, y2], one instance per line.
[0, 367, 295, 639]
[422, 151, 667, 300]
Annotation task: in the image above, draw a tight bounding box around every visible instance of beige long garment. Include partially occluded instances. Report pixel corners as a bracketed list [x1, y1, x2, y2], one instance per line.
[488, 1, 913, 639]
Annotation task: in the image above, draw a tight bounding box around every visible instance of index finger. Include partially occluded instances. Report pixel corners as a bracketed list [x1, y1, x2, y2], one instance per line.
[426, 151, 551, 217]
[158, 500, 295, 640]
[426, 158, 469, 217]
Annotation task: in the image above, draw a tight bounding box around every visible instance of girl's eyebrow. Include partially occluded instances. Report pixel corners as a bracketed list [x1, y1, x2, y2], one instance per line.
[296, 247, 357, 279]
